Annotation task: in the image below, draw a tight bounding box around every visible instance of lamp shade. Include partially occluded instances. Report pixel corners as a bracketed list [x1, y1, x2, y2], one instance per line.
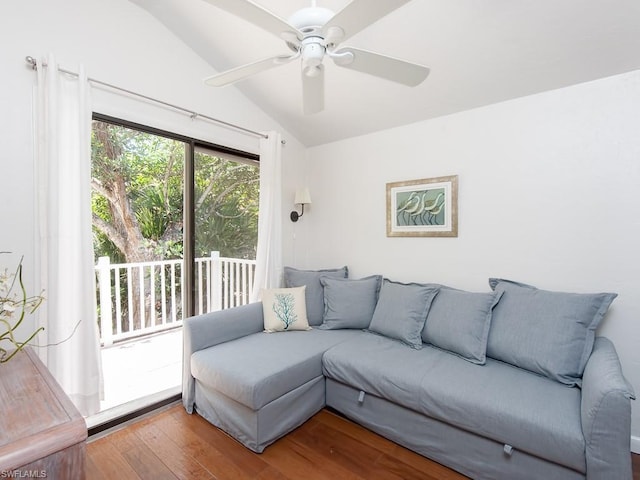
[294, 187, 312, 205]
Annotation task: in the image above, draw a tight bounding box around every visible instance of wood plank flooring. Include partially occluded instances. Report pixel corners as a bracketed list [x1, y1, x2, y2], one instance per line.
[87, 405, 466, 479]
[87, 405, 640, 480]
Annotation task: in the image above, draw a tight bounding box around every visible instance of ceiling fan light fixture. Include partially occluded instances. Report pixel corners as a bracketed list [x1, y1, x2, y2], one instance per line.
[301, 38, 325, 74]
[302, 40, 324, 61]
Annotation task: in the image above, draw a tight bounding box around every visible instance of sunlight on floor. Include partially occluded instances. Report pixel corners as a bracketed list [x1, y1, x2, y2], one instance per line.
[99, 328, 182, 411]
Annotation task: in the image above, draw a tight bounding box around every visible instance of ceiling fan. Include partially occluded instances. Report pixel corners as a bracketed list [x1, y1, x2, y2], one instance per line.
[202, 0, 430, 115]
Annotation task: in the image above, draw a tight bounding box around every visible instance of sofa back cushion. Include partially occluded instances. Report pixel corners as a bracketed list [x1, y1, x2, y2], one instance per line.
[487, 278, 617, 386]
[368, 279, 439, 349]
[318, 275, 382, 330]
[422, 287, 503, 364]
[283, 266, 348, 326]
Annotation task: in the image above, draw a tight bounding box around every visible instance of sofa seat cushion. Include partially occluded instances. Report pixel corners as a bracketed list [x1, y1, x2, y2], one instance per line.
[191, 329, 361, 411]
[322, 332, 586, 473]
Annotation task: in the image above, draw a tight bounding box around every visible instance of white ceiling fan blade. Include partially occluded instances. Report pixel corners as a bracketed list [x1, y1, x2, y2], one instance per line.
[302, 65, 325, 115]
[201, 0, 301, 41]
[323, 0, 411, 45]
[332, 47, 429, 87]
[204, 54, 297, 86]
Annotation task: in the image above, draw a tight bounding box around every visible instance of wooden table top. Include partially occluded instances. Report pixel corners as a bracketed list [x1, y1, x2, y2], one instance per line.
[0, 347, 87, 472]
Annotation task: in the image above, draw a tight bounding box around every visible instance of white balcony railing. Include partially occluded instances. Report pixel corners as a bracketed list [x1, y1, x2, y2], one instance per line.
[95, 252, 256, 346]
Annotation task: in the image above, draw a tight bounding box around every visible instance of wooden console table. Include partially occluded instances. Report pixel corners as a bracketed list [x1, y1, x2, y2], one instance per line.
[0, 347, 87, 479]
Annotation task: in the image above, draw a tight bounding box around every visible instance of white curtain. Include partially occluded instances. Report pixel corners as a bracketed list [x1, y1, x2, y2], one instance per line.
[34, 54, 103, 416]
[251, 131, 283, 301]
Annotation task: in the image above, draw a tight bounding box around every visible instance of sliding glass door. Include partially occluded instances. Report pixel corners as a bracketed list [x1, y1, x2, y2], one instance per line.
[193, 146, 259, 314]
[91, 118, 186, 411]
[90, 115, 259, 416]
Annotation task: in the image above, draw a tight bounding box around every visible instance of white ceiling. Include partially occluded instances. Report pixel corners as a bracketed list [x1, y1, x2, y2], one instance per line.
[129, 0, 640, 146]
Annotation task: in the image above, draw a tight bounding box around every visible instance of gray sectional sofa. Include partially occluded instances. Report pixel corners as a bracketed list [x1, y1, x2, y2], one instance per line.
[182, 267, 635, 480]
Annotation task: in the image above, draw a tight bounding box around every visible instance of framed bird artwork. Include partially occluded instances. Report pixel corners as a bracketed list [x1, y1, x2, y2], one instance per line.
[387, 175, 458, 237]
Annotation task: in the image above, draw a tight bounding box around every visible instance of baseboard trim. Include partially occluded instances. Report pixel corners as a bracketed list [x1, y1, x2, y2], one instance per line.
[631, 435, 640, 454]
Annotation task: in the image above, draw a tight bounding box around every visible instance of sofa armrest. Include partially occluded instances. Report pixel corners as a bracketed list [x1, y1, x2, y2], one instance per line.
[581, 336, 635, 480]
[182, 302, 264, 413]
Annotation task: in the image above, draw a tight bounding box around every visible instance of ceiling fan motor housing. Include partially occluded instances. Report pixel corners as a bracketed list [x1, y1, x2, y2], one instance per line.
[289, 6, 336, 76]
[288, 6, 334, 35]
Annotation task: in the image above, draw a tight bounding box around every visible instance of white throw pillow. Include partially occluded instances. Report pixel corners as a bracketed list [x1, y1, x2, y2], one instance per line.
[262, 286, 311, 333]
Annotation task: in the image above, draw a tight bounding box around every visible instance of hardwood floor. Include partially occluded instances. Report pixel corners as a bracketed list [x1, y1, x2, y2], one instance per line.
[87, 405, 640, 480]
[87, 405, 467, 479]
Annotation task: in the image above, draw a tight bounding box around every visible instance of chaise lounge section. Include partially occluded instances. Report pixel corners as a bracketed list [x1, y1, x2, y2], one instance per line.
[185, 305, 361, 452]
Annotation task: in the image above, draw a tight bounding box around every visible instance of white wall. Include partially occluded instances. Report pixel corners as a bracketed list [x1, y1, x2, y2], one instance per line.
[0, 0, 305, 338]
[299, 70, 640, 449]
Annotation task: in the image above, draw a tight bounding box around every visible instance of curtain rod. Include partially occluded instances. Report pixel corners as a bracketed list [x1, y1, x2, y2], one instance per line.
[25, 56, 270, 141]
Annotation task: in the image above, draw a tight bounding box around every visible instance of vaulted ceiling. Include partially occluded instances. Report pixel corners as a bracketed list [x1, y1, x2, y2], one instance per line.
[130, 0, 640, 146]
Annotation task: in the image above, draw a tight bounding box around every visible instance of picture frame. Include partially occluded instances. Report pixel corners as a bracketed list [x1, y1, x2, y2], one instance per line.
[386, 175, 458, 237]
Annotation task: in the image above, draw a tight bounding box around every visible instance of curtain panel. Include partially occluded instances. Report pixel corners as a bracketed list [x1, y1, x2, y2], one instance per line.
[251, 131, 283, 302]
[34, 54, 103, 416]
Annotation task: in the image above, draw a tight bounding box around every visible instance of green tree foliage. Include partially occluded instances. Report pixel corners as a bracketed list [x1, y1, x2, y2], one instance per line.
[194, 152, 259, 259]
[91, 121, 184, 263]
[91, 121, 259, 263]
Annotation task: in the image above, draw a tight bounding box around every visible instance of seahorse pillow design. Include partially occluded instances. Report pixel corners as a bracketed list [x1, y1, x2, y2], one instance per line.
[262, 286, 311, 333]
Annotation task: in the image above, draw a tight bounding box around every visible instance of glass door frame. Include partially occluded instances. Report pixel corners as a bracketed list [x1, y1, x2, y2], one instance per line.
[92, 113, 259, 319]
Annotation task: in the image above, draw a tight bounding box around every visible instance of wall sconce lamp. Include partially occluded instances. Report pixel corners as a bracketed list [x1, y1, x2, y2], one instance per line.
[290, 188, 312, 222]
